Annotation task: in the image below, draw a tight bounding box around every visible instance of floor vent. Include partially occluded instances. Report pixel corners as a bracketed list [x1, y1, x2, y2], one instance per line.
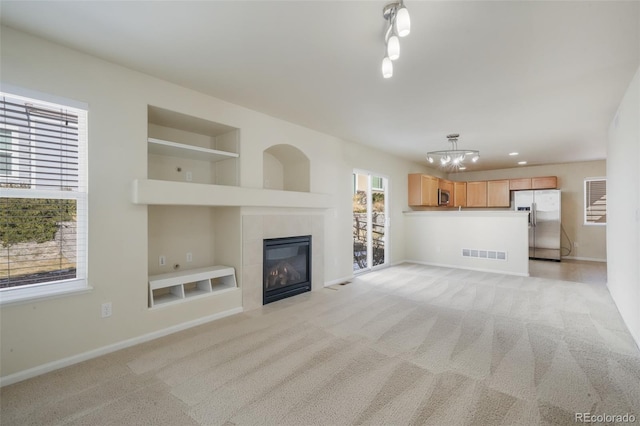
[462, 248, 507, 261]
[327, 281, 352, 290]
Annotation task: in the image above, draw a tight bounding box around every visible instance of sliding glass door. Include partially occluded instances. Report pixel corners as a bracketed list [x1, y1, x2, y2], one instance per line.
[353, 171, 388, 273]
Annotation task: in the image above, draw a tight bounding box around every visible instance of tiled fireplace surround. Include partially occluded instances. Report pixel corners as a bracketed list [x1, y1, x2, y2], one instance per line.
[241, 212, 325, 311]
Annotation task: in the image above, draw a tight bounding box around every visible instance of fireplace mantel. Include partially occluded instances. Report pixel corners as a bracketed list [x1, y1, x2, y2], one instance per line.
[132, 179, 332, 209]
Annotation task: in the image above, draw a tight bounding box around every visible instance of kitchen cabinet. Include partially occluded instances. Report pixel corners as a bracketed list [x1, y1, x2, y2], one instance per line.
[466, 181, 488, 207]
[408, 174, 439, 206]
[509, 178, 531, 190]
[532, 176, 557, 189]
[408, 174, 558, 209]
[487, 180, 510, 207]
[453, 181, 467, 207]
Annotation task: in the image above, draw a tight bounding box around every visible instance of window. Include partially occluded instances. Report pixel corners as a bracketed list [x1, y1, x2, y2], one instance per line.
[0, 91, 88, 303]
[0, 125, 19, 177]
[372, 176, 384, 191]
[584, 178, 606, 225]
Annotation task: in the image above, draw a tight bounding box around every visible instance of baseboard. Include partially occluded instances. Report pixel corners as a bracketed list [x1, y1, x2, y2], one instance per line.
[324, 275, 354, 287]
[403, 259, 530, 277]
[562, 256, 607, 262]
[0, 306, 243, 387]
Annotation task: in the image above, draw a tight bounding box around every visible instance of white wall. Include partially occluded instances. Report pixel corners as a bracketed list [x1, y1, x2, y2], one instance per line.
[607, 66, 640, 347]
[449, 161, 607, 261]
[0, 26, 429, 380]
[404, 211, 529, 276]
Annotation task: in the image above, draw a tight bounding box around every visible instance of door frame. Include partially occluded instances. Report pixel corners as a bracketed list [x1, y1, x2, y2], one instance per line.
[353, 169, 390, 274]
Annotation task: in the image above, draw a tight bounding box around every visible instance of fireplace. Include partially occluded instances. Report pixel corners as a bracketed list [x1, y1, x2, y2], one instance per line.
[263, 235, 311, 305]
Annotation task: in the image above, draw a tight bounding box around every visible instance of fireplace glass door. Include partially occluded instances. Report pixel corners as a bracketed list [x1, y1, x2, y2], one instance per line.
[263, 236, 311, 304]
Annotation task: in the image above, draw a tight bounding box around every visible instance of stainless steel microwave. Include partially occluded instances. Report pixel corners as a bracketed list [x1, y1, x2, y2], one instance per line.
[438, 189, 450, 206]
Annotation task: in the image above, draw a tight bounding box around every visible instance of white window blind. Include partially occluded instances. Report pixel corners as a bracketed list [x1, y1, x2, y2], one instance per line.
[584, 178, 606, 225]
[0, 91, 88, 301]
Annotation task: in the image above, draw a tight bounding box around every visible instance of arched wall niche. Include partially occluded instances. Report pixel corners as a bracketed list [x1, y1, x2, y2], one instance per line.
[263, 144, 310, 192]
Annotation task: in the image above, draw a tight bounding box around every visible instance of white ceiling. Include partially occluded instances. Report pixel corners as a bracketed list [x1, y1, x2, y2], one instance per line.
[1, 1, 638, 172]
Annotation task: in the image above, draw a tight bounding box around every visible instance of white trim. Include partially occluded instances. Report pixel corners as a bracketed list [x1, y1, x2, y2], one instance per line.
[0, 280, 90, 306]
[0, 83, 88, 110]
[0, 307, 243, 387]
[402, 259, 530, 277]
[0, 188, 83, 199]
[324, 275, 354, 287]
[562, 256, 607, 263]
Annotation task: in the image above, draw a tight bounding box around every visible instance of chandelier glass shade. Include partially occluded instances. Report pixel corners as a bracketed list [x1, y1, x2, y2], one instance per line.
[426, 134, 480, 169]
[382, 57, 393, 79]
[382, 1, 410, 79]
[395, 5, 411, 36]
[387, 35, 400, 60]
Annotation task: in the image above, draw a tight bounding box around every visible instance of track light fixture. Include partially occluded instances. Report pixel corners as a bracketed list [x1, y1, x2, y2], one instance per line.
[382, 1, 410, 79]
[426, 134, 480, 170]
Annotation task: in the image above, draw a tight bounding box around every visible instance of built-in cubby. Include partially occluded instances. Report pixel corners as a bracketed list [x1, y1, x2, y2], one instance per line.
[263, 144, 310, 192]
[148, 266, 237, 308]
[147, 204, 242, 309]
[148, 105, 239, 186]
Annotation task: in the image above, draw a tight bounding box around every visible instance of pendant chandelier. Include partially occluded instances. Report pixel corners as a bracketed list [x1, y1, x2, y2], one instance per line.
[426, 134, 480, 169]
[381, 1, 411, 79]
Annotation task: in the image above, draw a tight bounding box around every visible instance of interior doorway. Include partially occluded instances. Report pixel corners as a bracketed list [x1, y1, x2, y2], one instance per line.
[353, 170, 389, 273]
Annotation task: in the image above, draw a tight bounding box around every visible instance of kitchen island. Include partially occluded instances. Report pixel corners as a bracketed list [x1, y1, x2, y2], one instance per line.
[403, 210, 530, 276]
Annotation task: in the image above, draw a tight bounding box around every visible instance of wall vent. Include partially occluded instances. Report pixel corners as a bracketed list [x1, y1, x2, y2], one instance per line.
[462, 248, 507, 261]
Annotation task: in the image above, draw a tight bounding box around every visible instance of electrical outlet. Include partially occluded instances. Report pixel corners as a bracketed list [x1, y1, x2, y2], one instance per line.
[101, 302, 112, 318]
[159, 255, 166, 266]
[186, 252, 193, 262]
[574, 242, 579, 248]
[186, 171, 193, 182]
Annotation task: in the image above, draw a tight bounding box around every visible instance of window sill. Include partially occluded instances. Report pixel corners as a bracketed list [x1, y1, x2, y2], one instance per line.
[0, 280, 92, 307]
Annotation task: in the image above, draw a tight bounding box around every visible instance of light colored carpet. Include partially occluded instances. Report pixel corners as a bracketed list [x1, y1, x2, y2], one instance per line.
[2, 263, 639, 425]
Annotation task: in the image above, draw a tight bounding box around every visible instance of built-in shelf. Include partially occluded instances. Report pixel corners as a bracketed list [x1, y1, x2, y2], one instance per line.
[148, 138, 239, 162]
[132, 179, 332, 208]
[148, 265, 237, 308]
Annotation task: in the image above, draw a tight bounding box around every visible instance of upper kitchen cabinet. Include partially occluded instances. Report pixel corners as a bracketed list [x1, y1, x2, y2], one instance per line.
[509, 178, 532, 190]
[487, 180, 510, 207]
[408, 174, 439, 206]
[466, 181, 488, 207]
[453, 181, 467, 207]
[532, 176, 558, 189]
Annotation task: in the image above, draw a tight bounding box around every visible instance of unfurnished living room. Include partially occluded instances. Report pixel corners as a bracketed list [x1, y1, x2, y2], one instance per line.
[0, 2, 639, 425]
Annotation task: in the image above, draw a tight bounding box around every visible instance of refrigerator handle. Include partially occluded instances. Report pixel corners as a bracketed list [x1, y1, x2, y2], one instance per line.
[532, 203, 537, 226]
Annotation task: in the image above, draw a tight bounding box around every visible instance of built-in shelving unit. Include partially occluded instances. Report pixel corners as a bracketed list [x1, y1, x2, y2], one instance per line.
[145, 106, 243, 313]
[148, 138, 239, 162]
[148, 265, 237, 308]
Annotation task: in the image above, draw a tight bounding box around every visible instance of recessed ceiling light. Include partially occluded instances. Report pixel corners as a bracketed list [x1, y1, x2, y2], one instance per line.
[518, 161, 527, 165]
[458, 166, 467, 170]
[509, 152, 519, 156]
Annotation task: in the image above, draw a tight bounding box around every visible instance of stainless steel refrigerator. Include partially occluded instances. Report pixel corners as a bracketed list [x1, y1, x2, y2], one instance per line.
[514, 190, 561, 261]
